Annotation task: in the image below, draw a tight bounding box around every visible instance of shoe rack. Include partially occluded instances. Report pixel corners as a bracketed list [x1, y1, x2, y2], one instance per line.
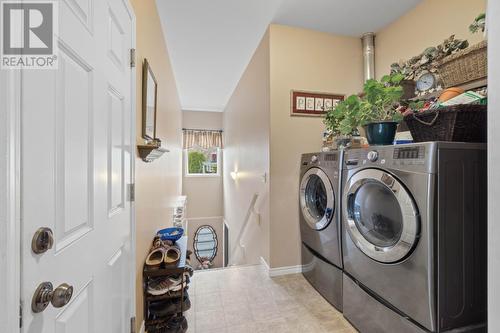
[143, 236, 191, 333]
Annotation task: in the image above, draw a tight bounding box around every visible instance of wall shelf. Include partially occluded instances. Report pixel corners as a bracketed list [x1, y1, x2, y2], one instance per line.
[407, 77, 487, 102]
[137, 143, 169, 163]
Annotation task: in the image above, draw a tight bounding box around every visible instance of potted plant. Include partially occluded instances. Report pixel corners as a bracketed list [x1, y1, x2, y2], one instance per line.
[324, 95, 362, 148]
[359, 74, 405, 145]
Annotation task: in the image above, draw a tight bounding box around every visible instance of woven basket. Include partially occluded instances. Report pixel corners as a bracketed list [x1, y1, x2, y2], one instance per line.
[437, 40, 487, 88]
[404, 105, 486, 143]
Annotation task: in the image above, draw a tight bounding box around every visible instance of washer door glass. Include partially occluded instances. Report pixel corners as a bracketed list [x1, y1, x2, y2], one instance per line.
[349, 180, 403, 248]
[344, 169, 419, 263]
[300, 168, 334, 230]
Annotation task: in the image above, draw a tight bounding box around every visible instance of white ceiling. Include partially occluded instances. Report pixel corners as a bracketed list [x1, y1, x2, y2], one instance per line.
[156, 0, 421, 112]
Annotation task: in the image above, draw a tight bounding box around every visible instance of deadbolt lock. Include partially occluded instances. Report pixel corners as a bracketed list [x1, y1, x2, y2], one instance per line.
[32, 282, 74, 313]
[32, 227, 54, 254]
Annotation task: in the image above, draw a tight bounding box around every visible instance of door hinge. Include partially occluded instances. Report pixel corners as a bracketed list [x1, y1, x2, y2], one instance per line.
[127, 183, 135, 202]
[130, 48, 136, 68]
[130, 316, 136, 333]
[19, 300, 23, 328]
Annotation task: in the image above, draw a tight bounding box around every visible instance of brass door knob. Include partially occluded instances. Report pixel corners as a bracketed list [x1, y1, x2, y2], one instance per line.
[31, 227, 54, 254]
[32, 282, 74, 313]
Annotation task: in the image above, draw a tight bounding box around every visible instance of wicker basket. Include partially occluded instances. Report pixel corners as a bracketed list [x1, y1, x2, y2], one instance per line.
[404, 105, 486, 143]
[438, 40, 487, 88]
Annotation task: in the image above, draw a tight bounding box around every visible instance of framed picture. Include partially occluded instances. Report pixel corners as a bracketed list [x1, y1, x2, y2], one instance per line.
[291, 90, 344, 117]
[142, 59, 158, 141]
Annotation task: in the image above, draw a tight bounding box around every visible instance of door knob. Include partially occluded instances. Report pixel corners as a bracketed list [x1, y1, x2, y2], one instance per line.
[32, 227, 54, 254]
[32, 282, 74, 313]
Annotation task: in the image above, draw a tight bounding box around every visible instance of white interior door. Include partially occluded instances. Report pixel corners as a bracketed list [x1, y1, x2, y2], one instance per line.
[21, 0, 135, 332]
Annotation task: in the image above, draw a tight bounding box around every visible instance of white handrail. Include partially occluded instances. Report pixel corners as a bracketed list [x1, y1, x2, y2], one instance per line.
[229, 193, 259, 265]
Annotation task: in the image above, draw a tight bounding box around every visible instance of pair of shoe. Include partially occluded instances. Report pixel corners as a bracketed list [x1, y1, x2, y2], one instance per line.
[147, 272, 190, 296]
[146, 236, 181, 269]
[149, 292, 191, 318]
[149, 315, 188, 333]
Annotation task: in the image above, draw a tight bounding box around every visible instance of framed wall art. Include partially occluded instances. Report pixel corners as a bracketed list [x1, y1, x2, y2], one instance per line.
[291, 90, 344, 117]
[142, 59, 158, 141]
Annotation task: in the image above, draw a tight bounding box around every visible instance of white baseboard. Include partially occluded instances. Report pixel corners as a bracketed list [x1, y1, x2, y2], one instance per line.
[260, 257, 302, 277]
[260, 256, 270, 271]
[140, 320, 145, 333]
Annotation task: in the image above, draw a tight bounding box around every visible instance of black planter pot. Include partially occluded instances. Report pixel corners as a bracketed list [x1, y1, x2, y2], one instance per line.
[364, 121, 398, 145]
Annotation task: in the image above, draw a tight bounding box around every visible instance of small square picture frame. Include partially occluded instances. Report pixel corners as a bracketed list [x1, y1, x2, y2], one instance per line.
[315, 98, 324, 111]
[306, 97, 315, 111]
[296, 96, 306, 110]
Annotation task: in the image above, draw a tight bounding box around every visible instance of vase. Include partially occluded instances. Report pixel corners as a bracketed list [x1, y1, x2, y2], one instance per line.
[363, 121, 398, 145]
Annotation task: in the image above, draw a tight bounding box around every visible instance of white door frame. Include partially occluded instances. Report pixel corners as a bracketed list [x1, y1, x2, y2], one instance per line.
[123, 0, 138, 328]
[0, 0, 137, 331]
[0, 69, 21, 333]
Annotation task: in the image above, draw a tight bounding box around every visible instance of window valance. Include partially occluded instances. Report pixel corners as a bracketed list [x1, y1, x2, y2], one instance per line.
[182, 129, 223, 149]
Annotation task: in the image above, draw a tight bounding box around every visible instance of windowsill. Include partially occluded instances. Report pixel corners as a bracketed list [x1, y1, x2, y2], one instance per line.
[184, 173, 221, 178]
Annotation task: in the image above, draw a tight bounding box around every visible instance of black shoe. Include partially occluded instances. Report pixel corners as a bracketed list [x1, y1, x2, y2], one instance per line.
[150, 292, 191, 318]
[149, 315, 187, 333]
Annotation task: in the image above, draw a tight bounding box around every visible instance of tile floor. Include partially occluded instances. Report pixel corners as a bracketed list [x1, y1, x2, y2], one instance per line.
[186, 264, 357, 333]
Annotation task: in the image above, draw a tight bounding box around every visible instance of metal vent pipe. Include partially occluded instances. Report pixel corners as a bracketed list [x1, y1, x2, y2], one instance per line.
[362, 32, 376, 81]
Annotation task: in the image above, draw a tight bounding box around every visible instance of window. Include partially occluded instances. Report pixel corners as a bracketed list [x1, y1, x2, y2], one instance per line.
[185, 147, 221, 176]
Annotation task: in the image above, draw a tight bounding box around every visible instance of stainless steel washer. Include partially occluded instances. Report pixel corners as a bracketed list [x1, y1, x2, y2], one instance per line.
[299, 151, 343, 310]
[341, 142, 487, 333]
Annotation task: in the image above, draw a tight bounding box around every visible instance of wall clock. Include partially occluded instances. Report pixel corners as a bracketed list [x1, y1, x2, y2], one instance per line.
[416, 71, 436, 93]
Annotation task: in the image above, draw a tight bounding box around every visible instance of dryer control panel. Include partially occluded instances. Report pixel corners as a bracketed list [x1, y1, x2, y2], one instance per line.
[343, 143, 433, 173]
[393, 146, 425, 160]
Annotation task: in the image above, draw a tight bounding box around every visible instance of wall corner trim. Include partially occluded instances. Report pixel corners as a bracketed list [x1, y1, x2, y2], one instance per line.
[261, 257, 303, 277]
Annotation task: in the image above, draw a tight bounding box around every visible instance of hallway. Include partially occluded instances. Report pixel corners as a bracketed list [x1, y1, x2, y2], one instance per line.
[187, 265, 356, 332]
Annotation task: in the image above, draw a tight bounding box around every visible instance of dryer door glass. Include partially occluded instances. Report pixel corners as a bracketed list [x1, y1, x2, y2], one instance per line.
[305, 175, 327, 220]
[300, 168, 335, 230]
[344, 168, 419, 263]
[349, 180, 403, 247]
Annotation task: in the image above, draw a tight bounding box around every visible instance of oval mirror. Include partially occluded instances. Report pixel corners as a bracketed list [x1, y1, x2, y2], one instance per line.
[193, 225, 218, 265]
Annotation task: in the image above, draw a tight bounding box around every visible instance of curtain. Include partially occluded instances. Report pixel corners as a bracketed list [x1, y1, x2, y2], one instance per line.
[183, 130, 223, 149]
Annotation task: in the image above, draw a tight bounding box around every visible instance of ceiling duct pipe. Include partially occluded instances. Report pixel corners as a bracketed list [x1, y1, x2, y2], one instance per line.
[362, 32, 376, 81]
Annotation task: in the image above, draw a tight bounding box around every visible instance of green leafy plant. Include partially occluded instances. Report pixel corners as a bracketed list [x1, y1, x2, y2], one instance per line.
[324, 74, 405, 136]
[188, 151, 206, 174]
[324, 95, 362, 136]
[470, 13, 486, 34]
[360, 74, 404, 123]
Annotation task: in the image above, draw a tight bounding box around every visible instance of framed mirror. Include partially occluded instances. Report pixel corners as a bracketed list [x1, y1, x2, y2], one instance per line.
[142, 59, 158, 141]
[193, 225, 218, 265]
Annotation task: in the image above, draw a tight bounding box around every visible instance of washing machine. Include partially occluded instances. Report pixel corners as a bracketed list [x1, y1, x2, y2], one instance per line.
[299, 151, 343, 310]
[341, 142, 487, 333]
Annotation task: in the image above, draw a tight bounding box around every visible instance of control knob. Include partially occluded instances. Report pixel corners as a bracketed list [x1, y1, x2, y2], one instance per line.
[367, 151, 379, 162]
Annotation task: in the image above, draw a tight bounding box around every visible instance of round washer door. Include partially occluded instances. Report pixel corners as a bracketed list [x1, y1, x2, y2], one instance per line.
[300, 168, 335, 230]
[343, 168, 419, 263]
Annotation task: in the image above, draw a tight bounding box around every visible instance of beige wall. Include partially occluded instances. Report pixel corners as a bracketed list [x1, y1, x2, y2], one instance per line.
[182, 111, 224, 218]
[269, 24, 363, 268]
[375, 0, 486, 78]
[131, 0, 183, 329]
[223, 30, 271, 265]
